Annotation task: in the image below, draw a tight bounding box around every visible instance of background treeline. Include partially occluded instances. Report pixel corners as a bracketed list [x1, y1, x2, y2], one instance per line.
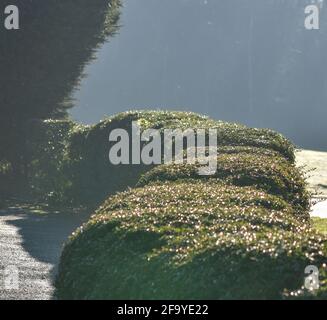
[0, 0, 121, 199]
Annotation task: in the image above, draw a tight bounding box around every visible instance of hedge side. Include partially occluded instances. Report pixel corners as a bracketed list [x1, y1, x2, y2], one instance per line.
[56, 180, 327, 299]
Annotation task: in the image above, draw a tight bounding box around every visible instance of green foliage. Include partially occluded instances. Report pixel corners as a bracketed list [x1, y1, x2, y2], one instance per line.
[64, 110, 295, 206]
[54, 110, 326, 299]
[0, 0, 121, 188]
[19, 110, 296, 206]
[56, 180, 327, 299]
[137, 149, 310, 214]
[312, 218, 327, 235]
[0, 0, 121, 120]
[26, 120, 78, 205]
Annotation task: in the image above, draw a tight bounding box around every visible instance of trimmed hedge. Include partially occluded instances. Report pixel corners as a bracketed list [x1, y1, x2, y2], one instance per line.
[65, 110, 295, 205]
[55, 110, 327, 299]
[137, 149, 310, 215]
[56, 180, 327, 299]
[25, 111, 296, 206]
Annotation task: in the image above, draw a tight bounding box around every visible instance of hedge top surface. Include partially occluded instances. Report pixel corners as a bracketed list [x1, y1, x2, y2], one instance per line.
[70, 110, 295, 161]
[137, 149, 309, 215]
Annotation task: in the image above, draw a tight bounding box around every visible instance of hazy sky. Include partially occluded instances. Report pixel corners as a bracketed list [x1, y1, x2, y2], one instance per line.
[71, 0, 327, 150]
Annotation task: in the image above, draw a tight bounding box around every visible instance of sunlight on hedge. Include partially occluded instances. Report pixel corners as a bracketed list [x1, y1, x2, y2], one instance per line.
[54, 110, 327, 299]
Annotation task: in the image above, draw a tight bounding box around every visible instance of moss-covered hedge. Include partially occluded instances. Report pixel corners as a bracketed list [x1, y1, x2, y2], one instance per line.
[55, 110, 327, 299]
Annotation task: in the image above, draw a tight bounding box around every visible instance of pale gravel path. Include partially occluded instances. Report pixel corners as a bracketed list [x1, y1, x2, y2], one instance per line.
[296, 149, 327, 218]
[0, 206, 90, 300]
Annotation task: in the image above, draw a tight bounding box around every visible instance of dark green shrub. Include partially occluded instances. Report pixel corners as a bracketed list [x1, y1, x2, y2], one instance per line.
[0, 0, 121, 190]
[27, 120, 78, 205]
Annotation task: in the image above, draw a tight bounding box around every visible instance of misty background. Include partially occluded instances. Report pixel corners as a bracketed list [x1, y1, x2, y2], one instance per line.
[70, 0, 327, 150]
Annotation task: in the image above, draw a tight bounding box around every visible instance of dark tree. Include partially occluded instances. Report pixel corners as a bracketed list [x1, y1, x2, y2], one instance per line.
[0, 0, 121, 187]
